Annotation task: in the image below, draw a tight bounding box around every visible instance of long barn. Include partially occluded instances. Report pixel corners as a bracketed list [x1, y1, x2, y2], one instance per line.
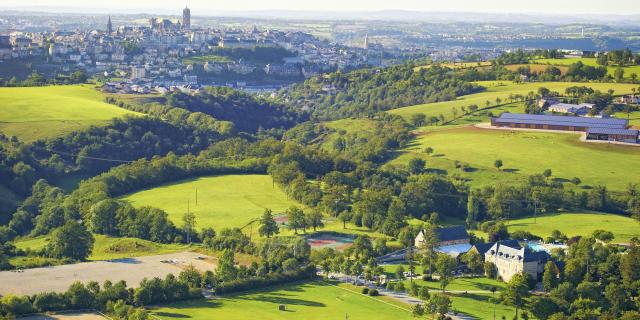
[491, 113, 638, 143]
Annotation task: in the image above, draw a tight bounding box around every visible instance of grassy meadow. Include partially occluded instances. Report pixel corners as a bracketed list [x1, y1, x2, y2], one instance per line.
[0, 85, 140, 141]
[389, 81, 638, 122]
[504, 212, 640, 244]
[388, 126, 640, 191]
[153, 281, 413, 320]
[532, 57, 640, 79]
[121, 174, 299, 231]
[13, 234, 190, 261]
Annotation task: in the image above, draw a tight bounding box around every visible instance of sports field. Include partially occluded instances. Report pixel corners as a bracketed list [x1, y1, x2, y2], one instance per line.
[153, 281, 413, 320]
[0, 85, 139, 141]
[389, 126, 640, 190]
[121, 174, 299, 231]
[389, 81, 638, 122]
[504, 212, 640, 244]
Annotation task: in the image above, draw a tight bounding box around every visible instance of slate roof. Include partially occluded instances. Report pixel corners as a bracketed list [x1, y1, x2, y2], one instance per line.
[472, 240, 520, 256]
[485, 241, 550, 263]
[493, 113, 628, 129]
[435, 226, 469, 243]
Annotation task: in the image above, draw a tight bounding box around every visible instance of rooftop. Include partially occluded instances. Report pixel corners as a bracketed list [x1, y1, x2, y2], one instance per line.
[494, 113, 628, 129]
[435, 226, 469, 243]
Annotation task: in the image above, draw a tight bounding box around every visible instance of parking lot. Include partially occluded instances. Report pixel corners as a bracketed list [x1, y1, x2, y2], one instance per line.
[0, 251, 215, 296]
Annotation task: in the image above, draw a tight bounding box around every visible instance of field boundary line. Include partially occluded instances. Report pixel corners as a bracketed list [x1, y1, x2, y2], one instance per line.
[319, 280, 412, 313]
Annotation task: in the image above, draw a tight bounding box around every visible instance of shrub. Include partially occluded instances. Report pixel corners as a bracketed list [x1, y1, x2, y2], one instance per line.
[215, 264, 316, 295]
[361, 287, 369, 294]
[368, 289, 379, 296]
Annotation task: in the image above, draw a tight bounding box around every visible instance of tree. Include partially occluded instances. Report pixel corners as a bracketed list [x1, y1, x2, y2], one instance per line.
[305, 209, 324, 231]
[462, 250, 483, 274]
[182, 211, 197, 243]
[408, 158, 426, 175]
[411, 303, 425, 317]
[542, 261, 560, 292]
[410, 113, 427, 127]
[484, 261, 497, 279]
[427, 293, 451, 320]
[543, 169, 553, 178]
[286, 206, 306, 234]
[615, 67, 625, 82]
[503, 272, 530, 319]
[418, 224, 438, 275]
[424, 147, 434, 156]
[216, 249, 237, 282]
[530, 297, 561, 320]
[90, 199, 120, 236]
[47, 220, 95, 261]
[66, 281, 95, 309]
[179, 265, 202, 288]
[338, 211, 351, 229]
[435, 254, 457, 292]
[258, 208, 279, 238]
[494, 159, 503, 171]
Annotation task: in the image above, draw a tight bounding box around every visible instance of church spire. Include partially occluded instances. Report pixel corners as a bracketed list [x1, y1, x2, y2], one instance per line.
[107, 16, 113, 34]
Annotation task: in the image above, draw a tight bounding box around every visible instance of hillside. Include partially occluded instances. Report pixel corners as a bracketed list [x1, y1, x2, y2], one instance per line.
[121, 174, 299, 231]
[0, 85, 140, 141]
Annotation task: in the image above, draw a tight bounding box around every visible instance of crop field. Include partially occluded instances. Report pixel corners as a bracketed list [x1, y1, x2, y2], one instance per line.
[388, 126, 640, 190]
[504, 212, 640, 244]
[152, 281, 413, 320]
[389, 81, 638, 121]
[532, 57, 640, 78]
[0, 85, 139, 141]
[121, 175, 299, 231]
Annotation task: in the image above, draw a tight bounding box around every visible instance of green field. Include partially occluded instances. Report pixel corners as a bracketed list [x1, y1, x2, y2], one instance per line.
[388, 126, 640, 190]
[14, 234, 190, 261]
[121, 175, 299, 231]
[153, 281, 413, 320]
[0, 85, 140, 141]
[504, 212, 640, 244]
[388, 81, 639, 122]
[533, 57, 640, 79]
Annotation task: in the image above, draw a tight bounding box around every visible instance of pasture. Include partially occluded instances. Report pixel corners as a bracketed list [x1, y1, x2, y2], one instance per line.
[121, 174, 299, 231]
[152, 281, 413, 320]
[13, 234, 190, 262]
[0, 85, 139, 141]
[532, 57, 640, 79]
[504, 212, 640, 244]
[388, 81, 639, 122]
[388, 126, 640, 191]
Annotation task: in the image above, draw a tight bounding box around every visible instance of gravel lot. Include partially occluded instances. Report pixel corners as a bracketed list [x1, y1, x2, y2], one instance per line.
[0, 252, 215, 296]
[18, 313, 107, 320]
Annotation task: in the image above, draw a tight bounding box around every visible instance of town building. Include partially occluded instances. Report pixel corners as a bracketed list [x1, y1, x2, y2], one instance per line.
[484, 242, 550, 282]
[182, 6, 191, 30]
[547, 103, 594, 115]
[586, 127, 639, 144]
[469, 240, 520, 259]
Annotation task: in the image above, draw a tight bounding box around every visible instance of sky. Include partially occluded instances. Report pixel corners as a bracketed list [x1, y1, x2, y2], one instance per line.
[2, 0, 640, 15]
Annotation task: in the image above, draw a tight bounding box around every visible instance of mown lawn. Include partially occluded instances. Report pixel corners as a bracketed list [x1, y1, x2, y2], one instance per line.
[0, 85, 140, 141]
[388, 81, 639, 121]
[121, 174, 299, 231]
[388, 126, 640, 191]
[152, 281, 413, 320]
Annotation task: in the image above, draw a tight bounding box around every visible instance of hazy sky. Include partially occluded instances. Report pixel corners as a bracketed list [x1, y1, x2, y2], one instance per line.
[2, 0, 639, 14]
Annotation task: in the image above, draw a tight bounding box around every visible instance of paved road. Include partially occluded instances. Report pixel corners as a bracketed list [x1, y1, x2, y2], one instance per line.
[0, 252, 215, 296]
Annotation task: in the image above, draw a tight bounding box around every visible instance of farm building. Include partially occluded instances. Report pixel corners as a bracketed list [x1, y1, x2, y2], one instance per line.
[586, 127, 639, 144]
[415, 226, 469, 248]
[491, 113, 638, 143]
